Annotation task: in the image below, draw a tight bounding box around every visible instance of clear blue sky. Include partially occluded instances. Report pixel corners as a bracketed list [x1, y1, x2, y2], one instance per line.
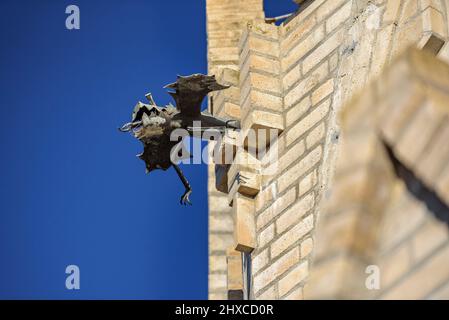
[0, 0, 297, 299]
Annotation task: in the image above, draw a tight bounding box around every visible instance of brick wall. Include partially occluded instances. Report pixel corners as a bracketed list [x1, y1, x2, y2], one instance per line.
[206, 0, 265, 300]
[206, 0, 449, 300]
[307, 49, 449, 299]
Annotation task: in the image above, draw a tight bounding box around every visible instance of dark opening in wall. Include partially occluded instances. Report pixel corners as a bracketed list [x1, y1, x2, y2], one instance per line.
[422, 34, 446, 55]
[384, 142, 449, 227]
[242, 252, 252, 299]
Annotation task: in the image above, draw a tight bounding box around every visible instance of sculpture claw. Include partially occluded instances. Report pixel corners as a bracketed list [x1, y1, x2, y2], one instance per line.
[118, 121, 142, 133]
[180, 190, 192, 206]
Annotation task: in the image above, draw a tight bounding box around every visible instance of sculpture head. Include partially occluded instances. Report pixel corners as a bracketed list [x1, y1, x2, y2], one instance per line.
[164, 74, 229, 94]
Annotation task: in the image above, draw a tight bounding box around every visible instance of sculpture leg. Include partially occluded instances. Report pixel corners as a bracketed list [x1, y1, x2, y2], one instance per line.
[173, 164, 192, 205]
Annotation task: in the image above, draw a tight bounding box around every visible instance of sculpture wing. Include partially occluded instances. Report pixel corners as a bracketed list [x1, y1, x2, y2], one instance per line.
[138, 135, 179, 173]
[164, 74, 229, 116]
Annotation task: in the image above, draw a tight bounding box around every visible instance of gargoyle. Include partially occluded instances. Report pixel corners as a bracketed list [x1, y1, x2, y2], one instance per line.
[119, 74, 239, 205]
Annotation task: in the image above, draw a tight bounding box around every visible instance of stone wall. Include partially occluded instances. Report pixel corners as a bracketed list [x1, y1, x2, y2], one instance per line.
[206, 0, 449, 300]
[307, 48, 449, 299]
[206, 0, 265, 300]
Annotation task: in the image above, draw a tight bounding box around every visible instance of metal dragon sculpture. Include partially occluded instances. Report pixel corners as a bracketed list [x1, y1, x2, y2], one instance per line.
[119, 74, 239, 205]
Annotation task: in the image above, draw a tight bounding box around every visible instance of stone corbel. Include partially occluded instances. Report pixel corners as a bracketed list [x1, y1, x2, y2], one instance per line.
[232, 192, 256, 253]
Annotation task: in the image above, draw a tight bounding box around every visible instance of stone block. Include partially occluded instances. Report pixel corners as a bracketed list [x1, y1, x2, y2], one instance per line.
[232, 194, 256, 253]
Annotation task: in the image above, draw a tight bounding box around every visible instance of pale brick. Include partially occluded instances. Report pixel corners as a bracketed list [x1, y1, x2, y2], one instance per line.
[206, 0, 265, 301]
[315, 0, 347, 20]
[282, 287, 304, 300]
[311, 79, 334, 105]
[252, 248, 269, 274]
[299, 170, 318, 197]
[246, 36, 280, 57]
[420, 0, 444, 12]
[209, 213, 234, 233]
[306, 122, 326, 149]
[329, 51, 339, 71]
[232, 195, 256, 253]
[395, 100, 442, 169]
[380, 84, 425, 144]
[253, 247, 300, 294]
[282, 0, 325, 37]
[223, 102, 240, 118]
[271, 215, 314, 258]
[286, 100, 330, 146]
[278, 261, 309, 297]
[379, 244, 411, 288]
[245, 72, 282, 95]
[257, 187, 296, 230]
[416, 121, 449, 184]
[242, 109, 284, 133]
[422, 6, 447, 36]
[279, 139, 306, 170]
[244, 89, 283, 111]
[209, 274, 227, 291]
[428, 281, 449, 299]
[399, 0, 419, 24]
[303, 29, 344, 74]
[256, 183, 277, 212]
[209, 46, 239, 58]
[278, 146, 322, 192]
[227, 249, 243, 290]
[390, 17, 423, 59]
[411, 220, 449, 262]
[249, 21, 280, 40]
[209, 195, 232, 211]
[326, 1, 352, 33]
[210, 255, 227, 273]
[216, 67, 240, 85]
[242, 53, 280, 75]
[281, 10, 318, 52]
[258, 223, 275, 247]
[369, 24, 395, 80]
[381, 245, 449, 299]
[304, 255, 348, 299]
[313, 209, 359, 260]
[285, 62, 328, 108]
[276, 193, 315, 234]
[383, 0, 402, 24]
[209, 292, 227, 300]
[283, 66, 301, 93]
[300, 237, 314, 258]
[286, 96, 311, 127]
[282, 25, 325, 74]
[210, 233, 234, 252]
[257, 285, 277, 299]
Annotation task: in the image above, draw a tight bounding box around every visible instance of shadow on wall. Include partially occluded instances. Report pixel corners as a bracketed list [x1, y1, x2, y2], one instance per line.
[384, 142, 449, 227]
